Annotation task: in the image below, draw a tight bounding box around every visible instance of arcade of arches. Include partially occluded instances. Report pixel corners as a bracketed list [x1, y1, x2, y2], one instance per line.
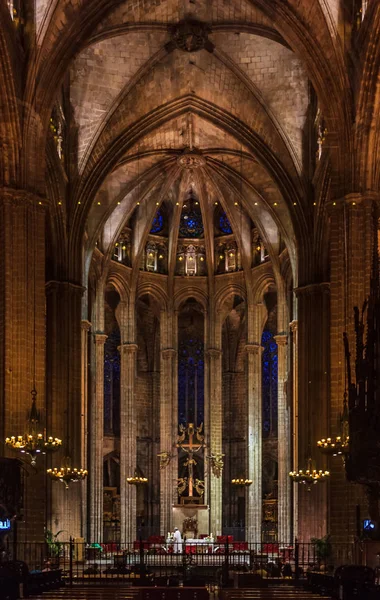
[0, 0, 380, 548]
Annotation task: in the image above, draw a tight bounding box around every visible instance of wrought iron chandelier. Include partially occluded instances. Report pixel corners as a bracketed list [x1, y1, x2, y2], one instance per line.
[127, 471, 148, 485]
[317, 393, 349, 458]
[231, 478, 253, 486]
[5, 390, 62, 466]
[289, 457, 330, 491]
[47, 456, 88, 490]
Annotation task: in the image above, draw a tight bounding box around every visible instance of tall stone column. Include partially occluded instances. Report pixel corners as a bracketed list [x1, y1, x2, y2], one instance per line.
[159, 347, 177, 535]
[290, 320, 298, 540]
[80, 320, 91, 539]
[0, 189, 46, 539]
[46, 280, 85, 538]
[89, 333, 107, 542]
[296, 283, 330, 541]
[275, 334, 291, 543]
[328, 194, 376, 541]
[120, 343, 138, 543]
[208, 348, 223, 536]
[245, 344, 263, 543]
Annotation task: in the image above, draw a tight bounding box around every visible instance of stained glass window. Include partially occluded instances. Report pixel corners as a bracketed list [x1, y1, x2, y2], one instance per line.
[104, 329, 121, 435]
[178, 338, 204, 424]
[261, 329, 278, 438]
[179, 208, 204, 238]
[219, 212, 233, 234]
[150, 210, 164, 234]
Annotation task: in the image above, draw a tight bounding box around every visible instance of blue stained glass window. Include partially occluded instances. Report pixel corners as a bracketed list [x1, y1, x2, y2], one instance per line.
[219, 212, 233, 234]
[261, 329, 278, 438]
[178, 338, 204, 424]
[150, 210, 164, 234]
[104, 329, 121, 435]
[179, 209, 204, 238]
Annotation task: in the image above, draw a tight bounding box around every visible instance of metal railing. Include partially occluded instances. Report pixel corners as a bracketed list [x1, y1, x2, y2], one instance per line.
[2, 538, 359, 587]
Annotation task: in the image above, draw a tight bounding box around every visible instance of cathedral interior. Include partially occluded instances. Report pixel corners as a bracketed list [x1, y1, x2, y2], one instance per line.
[2, 0, 380, 575]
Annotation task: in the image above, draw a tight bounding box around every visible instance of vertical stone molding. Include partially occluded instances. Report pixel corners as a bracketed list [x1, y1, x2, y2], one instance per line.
[295, 283, 330, 541]
[119, 343, 138, 543]
[81, 320, 91, 539]
[207, 347, 223, 536]
[274, 334, 291, 543]
[46, 280, 85, 539]
[289, 320, 298, 539]
[245, 343, 263, 542]
[160, 348, 177, 535]
[0, 190, 46, 539]
[89, 333, 107, 542]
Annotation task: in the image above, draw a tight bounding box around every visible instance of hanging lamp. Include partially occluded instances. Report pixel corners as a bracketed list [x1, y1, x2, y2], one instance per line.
[6, 390, 62, 466]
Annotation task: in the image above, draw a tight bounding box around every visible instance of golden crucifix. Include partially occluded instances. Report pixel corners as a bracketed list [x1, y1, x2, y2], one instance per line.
[177, 423, 205, 497]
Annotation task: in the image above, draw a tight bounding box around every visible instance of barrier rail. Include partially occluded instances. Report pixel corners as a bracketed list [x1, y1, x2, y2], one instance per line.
[2, 539, 358, 587]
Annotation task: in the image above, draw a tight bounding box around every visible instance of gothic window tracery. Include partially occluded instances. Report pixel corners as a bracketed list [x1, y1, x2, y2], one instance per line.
[262, 329, 278, 438]
[179, 195, 204, 238]
[178, 338, 204, 425]
[219, 212, 233, 235]
[104, 329, 121, 436]
[150, 210, 164, 234]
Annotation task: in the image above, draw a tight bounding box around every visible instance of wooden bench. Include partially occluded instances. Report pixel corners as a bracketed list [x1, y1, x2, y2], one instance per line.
[140, 586, 209, 600]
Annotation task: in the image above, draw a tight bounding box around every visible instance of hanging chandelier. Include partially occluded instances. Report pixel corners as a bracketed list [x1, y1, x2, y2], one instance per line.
[289, 457, 330, 491]
[5, 390, 62, 466]
[47, 456, 88, 490]
[231, 478, 253, 486]
[317, 394, 349, 458]
[127, 471, 148, 485]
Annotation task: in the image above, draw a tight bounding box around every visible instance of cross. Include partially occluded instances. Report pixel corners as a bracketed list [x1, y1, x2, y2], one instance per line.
[177, 423, 204, 497]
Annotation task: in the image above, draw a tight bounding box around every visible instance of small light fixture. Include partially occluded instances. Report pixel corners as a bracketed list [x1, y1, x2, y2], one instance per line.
[200, 256, 204, 261]
[178, 256, 183, 261]
[231, 478, 252, 486]
[219, 255, 224, 260]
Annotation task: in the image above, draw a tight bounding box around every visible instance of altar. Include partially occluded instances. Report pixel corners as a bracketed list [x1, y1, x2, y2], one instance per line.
[165, 537, 218, 554]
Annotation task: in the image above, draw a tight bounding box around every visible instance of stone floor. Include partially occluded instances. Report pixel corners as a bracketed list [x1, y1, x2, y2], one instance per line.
[30, 586, 331, 599]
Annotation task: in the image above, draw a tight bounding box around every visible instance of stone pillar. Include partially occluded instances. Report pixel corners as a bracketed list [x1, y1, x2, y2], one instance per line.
[245, 343, 263, 543]
[0, 189, 46, 540]
[81, 320, 91, 539]
[328, 194, 376, 541]
[89, 333, 107, 542]
[296, 283, 330, 541]
[120, 343, 138, 543]
[290, 320, 298, 540]
[46, 280, 85, 539]
[275, 334, 291, 544]
[208, 348, 223, 536]
[160, 348, 177, 535]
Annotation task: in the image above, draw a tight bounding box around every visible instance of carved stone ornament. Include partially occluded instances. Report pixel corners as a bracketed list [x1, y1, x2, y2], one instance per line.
[208, 453, 224, 478]
[170, 20, 213, 53]
[177, 149, 206, 170]
[157, 451, 172, 470]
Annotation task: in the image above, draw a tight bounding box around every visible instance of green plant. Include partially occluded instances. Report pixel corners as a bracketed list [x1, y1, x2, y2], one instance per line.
[45, 529, 66, 558]
[310, 535, 332, 566]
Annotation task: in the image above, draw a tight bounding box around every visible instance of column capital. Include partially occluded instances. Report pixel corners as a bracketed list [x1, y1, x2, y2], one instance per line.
[118, 343, 138, 355]
[294, 282, 330, 297]
[245, 343, 263, 355]
[45, 280, 86, 297]
[289, 320, 298, 333]
[206, 348, 222, 358]
[326, 191, 380, 213]
[94, 333, 108, 345]
[0, 187, 47, 209]
[161, 348, 176, 359]
[274, 334, 288, 346]
[81, 320, 92, 332]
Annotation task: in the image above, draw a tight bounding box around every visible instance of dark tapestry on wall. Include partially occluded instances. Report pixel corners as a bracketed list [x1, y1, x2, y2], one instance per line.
[262, 330, 278, 438]
[104, 329, 121, 435]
